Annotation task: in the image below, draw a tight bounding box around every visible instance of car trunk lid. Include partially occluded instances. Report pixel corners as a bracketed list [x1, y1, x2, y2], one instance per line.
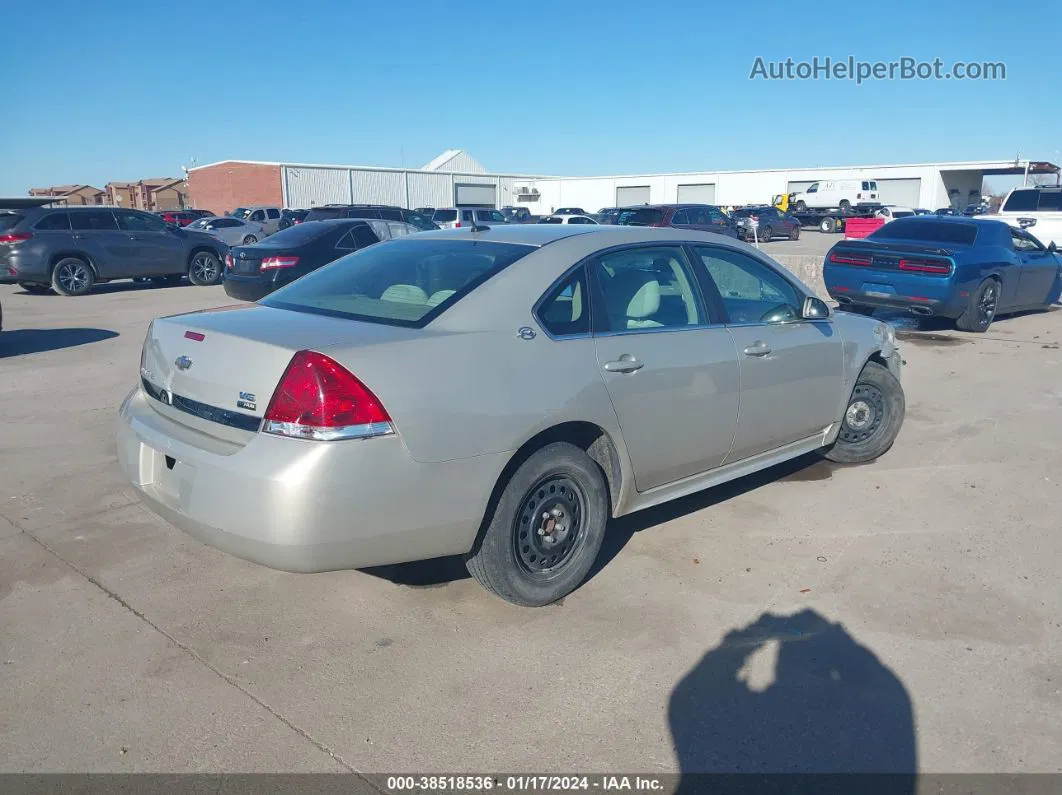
[139, 304, 416, 445]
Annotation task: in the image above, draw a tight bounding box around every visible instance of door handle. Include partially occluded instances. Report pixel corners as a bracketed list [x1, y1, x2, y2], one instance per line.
[743, 341, 772, 357]
[603, 356, 644, 373]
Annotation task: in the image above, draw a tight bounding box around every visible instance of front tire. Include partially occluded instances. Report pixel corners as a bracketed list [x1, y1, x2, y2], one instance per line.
[51, 258, 95, 296]
[955, 278, 999, 332]
[825, 361, 905, 464]
[839, 199, 851, 212]
[187, 251, 222, 286]
[465, 442, 609, 606]
[795, 200, 807, 212]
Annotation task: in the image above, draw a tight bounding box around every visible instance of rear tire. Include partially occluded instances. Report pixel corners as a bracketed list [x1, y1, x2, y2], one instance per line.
[51, 257, 95, 296]
[825, 361, 905, 464]
[465, 442, 609, 606]
[819, 217, 837, 233]
[839, 199, 852, 212]
[789, 224, 800, 240]
[955, 278, 999, 332]
[758, 225, 772, 243]
[187, 251, 222, 286]
[18, 282, 52, 295]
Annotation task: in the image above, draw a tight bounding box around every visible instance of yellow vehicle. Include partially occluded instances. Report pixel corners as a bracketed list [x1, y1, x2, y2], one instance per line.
[772, 193, 793, 213]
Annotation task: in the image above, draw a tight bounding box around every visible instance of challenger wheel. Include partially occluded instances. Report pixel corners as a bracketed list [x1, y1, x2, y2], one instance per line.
[955, 279, 999, 333]
[465, 442, 609, 606]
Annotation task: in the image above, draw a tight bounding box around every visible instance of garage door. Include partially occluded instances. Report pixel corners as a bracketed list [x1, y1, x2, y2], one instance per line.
[455, 184, 496, 206]
[676, 183, 716, 204]
[875, 178, 921, 208]
[616, 185, 651, 206]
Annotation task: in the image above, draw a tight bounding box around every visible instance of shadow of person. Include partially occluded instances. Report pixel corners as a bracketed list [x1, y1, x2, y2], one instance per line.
[669, 609, 916, 794]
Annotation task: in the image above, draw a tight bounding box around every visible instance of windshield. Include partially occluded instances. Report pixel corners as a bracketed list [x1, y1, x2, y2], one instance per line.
[262, 239, 535, 327]
[187, 218, 209, 229]
[231, 207, 250, 219]
[615, 208, 666, 226]
[256, 221, 334, 246]
[869, 219, 978, 245]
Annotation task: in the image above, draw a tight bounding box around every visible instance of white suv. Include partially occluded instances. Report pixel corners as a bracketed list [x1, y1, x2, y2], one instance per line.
[996, 187, 1062, 247]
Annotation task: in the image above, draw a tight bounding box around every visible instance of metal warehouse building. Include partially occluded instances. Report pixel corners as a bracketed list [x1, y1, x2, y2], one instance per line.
[186, 149, 547, 215]
[187, 150, 1057, 215]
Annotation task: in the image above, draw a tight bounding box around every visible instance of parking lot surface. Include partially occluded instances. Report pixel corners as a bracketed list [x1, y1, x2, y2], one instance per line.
[2, 279, 1061, 775]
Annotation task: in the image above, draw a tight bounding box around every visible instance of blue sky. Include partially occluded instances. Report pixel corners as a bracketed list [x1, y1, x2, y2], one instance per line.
[1, 1, 1057, 194]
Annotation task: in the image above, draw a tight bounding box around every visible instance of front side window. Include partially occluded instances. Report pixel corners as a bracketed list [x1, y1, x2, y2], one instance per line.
[116, 211, 166, 232]
[806, 183, 818, 193]
[536, 268, 590, 337]
[250, 210, 266, 222]
[405, 211, 435, 230]
[70, 211, 118, 231]
[479, 210, 507, 223]
[539, 217, 563, 224]
[692, 246, 801, 324]
[461, 210, 474, 222]
[592, 246, 706, 331]
[262, 239, 535, 326]
[35, 213, 71, 231]
[568, 216, 595, 224]
[615, 208, 666, 226]
[1011, 228, 1044, 252]
[671, 209, 690, 225]
[1003, 189, 1038, 212]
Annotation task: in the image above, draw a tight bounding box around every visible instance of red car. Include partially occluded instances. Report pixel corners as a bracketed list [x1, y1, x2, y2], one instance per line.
[157, 209, 214, 227]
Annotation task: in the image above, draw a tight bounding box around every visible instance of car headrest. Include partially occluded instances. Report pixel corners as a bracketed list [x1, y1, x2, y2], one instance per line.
[607, 269, 660, 321]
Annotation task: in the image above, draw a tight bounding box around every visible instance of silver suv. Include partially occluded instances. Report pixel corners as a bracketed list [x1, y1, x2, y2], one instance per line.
[431, 207, 508, 229]
[231, 206, 282, 235]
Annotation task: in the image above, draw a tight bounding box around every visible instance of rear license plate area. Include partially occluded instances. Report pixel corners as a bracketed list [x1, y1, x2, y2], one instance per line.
[151, 448, 192, 502]
[861, 282, 896, 298]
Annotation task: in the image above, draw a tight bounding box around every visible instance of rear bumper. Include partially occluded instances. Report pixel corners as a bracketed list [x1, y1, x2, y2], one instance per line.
[824, 265, 964, 317]
[116, 387, 506, 571]
[223, 274, 275, 302]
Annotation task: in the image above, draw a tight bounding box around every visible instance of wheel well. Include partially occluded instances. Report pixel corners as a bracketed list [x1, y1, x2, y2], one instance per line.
[49, 252, 97, 276]
[188, 246, 221, 265]
[867, 350, 889, 369]
[471, 423, 623, 555]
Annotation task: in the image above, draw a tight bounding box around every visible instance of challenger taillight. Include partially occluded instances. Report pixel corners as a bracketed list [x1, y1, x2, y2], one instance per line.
[898, 258, 951, 275]
[261, 255, 299, 270]
[263, 351, 393, 441]
[828, 252, 873, 266]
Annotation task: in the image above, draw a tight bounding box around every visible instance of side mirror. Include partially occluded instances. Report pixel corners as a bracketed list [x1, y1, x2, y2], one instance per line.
[801, 296, 832, 320]
[1049, 241, 1057, 253]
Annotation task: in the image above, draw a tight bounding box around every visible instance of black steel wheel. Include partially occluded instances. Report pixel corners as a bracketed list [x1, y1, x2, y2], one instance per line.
[956, 278, 999, 332]
[50, 258, 95, 296]
[188, 251, 222, 286]
[825, 361, 905, 464]
[465, 441, 609, 606]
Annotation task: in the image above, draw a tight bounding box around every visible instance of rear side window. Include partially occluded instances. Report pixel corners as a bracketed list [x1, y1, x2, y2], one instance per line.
[478, 210, 506, 223]
[353, 225, 379, 248]
[304, 208, 343, 222]
[1037, 192, 1062, 211]
[539, 217, 563, 224]
[35, 213, 71, 230]
[260, 222, 333, 246]
[250, 210, 266, 221]
[0, 214, 24, 232]
[266, 208, 280, 219]
[70, 211, 118, 231]
[1003, 189, 1039, 212]
[433, 210, 457, 223]
[536, 268, 590, 337]
[346, 208, 381, 220]
[404, 211, 435, 230]
[262, 239, 535, 327]
[461, 210, 474, 222]
[378, 209, 402, 221]
[869, 219, 978, 244]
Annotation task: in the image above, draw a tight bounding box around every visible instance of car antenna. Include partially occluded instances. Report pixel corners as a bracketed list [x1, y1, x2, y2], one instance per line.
[470, 219, 490, 233]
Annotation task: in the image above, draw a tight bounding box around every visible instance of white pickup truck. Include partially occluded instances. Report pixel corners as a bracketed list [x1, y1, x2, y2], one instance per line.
[995, 186, 1062, 247]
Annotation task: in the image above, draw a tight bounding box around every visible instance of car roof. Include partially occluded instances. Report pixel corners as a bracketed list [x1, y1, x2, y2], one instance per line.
[401, 223, 750, 248]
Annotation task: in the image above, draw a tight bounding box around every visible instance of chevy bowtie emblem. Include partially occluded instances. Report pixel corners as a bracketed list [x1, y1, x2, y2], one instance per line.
[175, 355, 193, 371]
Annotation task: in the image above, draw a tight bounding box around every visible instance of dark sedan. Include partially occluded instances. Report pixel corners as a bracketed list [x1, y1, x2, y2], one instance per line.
[223, 219, 413, 302]
[614, 204, 739, 238]
[729, 206, 801, 242]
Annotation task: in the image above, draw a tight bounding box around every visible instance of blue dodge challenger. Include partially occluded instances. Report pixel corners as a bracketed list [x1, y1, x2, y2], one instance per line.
[823, 216, 1061, 332]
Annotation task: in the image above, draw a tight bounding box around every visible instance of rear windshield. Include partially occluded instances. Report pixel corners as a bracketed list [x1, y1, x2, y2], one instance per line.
[539, 217, 564, 224]
[615, 208, 666, 226]
[303, 207, 344, 222]
[257, 221, 334, 246]
[869, 218, 978, 245]
[433, 210, 457, 222]
[262, 238, 535, 327]
[0, 213, 24, 232]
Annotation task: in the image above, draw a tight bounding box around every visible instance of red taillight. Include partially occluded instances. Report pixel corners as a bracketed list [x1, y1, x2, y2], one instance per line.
[898, 258, 951, 274]
[263, 351, 393, 441]
[261, 255, 299, 270]
[453, 221, 461, 228]
[828, 251, 873, 266]
[0, 232, 32, 244]
[224, 254, 234, 269]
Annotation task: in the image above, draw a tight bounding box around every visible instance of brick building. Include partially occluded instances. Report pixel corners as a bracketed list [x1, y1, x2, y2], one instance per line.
[28, 184, 106, 205]
[186, 161, 283, 214]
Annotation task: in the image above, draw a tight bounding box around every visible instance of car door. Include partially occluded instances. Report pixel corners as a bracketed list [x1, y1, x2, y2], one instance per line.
[589, 244, 740, 491]
[69, 210, 129, 277]
[689, 244, 844, 462]
[115, 210, 184, 275]
[1010, 226, 1060, 306]
[264, 208, 281, 234]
